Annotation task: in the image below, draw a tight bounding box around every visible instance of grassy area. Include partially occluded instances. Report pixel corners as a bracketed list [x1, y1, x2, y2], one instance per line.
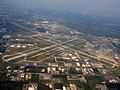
[100, 60, 113, 67]
[77, 32, 96, 42]
[72, 44, 84, 49]
[27, 52, 47, 61]
[3, 54, 21, 60]
[52, 75, 68, 85]
[0, 59, 9, 71]
[83, 35, 95, 42]
[31, 74, 39, 82]
[8, 56, 24, 63]
[4, 47, 31, 55]
[85, 76, 104, 89]
[69, 80, 92, 90]
[81, 82, 92, 90]
[100, 58, 115, 64]
[111, 67, 120, 75]
[3, 21, 27, 33]
[27, 50, 45, 58]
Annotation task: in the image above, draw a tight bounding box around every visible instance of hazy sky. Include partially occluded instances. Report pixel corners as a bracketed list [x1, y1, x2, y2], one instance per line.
[0, 0, 120, 17]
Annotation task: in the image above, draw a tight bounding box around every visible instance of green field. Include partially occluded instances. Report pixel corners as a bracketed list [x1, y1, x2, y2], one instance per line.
[27, 52, 47, 61]
[111, 67, 120, 75]
[8, 56, 25, 63]
[26, 50, 45, 59]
